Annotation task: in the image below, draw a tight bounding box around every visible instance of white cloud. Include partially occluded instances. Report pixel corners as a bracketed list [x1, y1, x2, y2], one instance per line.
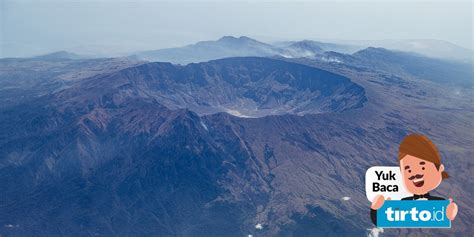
[321, 56, 342, 63]
[4, 224, 19, 228]
[367, 227, 384, 237]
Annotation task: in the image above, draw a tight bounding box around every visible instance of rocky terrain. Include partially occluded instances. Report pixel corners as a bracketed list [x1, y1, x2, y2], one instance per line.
[0, 44, 472, 237]
[61, 57, 366, 117]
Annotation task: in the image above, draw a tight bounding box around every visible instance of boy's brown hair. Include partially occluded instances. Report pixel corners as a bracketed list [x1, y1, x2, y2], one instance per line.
[398, 134, 449, 179]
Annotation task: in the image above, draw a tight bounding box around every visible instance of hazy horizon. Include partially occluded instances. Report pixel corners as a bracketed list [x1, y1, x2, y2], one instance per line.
[1, 0, 473, 58]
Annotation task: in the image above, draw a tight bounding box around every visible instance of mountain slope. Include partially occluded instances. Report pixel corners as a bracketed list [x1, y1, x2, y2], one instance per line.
[0, 54, 473, 237]
[0, 56, 144, 109]
[0, 57, 368, 236]
[0, 100, 268, 236]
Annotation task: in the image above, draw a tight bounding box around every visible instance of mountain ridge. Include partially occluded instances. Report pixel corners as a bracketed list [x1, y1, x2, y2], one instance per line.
[1, 47, 473, 236]
[56, 57, 367, 118]
[133, 36, 474, 65]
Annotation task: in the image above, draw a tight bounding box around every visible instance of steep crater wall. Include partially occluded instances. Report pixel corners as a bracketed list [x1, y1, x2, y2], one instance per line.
[63, 57, 367, 117]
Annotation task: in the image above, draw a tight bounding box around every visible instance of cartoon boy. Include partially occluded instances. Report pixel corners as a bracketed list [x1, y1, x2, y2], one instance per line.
[370, 134, 458, 225]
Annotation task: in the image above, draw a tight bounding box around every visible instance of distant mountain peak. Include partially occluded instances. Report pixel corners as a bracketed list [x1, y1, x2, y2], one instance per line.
[137, 36, 276, 64]
[352, 47, 404, 58]
[34, 51, 82, 60]
[217, 36, 267, 46]
[288, 40, 323, 51]
[355, 47, 389, 53]
[218, 35, 255, 41]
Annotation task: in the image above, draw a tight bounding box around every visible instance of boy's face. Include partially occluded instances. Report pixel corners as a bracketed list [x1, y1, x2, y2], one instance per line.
[400, 155, 443, 195]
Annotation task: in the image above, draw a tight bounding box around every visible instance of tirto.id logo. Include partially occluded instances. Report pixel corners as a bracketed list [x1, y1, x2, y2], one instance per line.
[377, 200, 451, 228]
[385, 206, 445, 222]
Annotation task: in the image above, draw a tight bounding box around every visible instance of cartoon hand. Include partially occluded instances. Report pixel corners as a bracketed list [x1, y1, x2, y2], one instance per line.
[446, 197, 458, 221]
[371, 195, 389, 210]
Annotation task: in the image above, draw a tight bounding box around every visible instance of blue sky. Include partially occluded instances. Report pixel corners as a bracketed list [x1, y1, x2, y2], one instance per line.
[1, 0, 472, 57]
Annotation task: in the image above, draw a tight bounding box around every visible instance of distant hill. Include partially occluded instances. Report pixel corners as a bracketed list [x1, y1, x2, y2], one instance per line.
[326, 39, 474, 63]
[33, 51, 85, 60]
[135, 36, 279, 64]
[310, 47, 474, 86]
[134, 36, 363, 64]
